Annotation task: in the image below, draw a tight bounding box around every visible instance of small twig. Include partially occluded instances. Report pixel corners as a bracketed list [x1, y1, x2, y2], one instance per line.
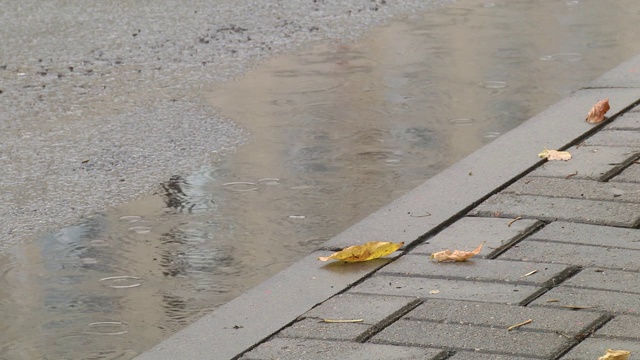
[507, 216, 522, 227]
[507, 319, 532, 331]
[520, 270, 538, 278]
[546, 299, 560, 303]
[322, 319, 364, 323]
[559, 305, 596, 310]
[564, 171, 578, 179]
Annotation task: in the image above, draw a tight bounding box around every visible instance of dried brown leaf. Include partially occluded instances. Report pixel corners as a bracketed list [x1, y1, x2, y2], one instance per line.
[586, 98, 610, 124]
[538, 148, 572, 161]
[430, 242, 484, 262]
[598, 349, 630, 360]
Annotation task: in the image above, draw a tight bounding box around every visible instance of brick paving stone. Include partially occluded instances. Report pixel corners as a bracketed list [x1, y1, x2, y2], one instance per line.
[404, 299, 603, 336]
[470, 194, 640, 227]
[560, 338, 640, 360]
[584, 129, 640, 147]
[606, 111, 640, 130]
[302, 294, 419, 325]
[504, 177, 640, 203]
[370, 319, 571, 359]
[447, 352, 536, 360]
[610, 162, 640, 183]
[527, 221, 640, 249]
[349, 275, 539, 304]
[596, 314, 640, 339]
[277, 318, 369, 341]
[528, 146, 640, 181]
[563, 268, 640, 293]
[379, 256, 570, 287]
[277, 294, 420, 341]
[411, 217, 541, 258]
[240, 338, 446, 360]
[531, 287, 640, 315]
[499, 240, 640, 271]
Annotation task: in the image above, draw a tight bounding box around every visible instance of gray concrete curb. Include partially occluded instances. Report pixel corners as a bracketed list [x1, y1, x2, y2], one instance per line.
[135, 55, 640, 360]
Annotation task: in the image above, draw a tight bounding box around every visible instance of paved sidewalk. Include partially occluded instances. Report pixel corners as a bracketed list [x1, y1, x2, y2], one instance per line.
[239, 84, 640, 358]
[138, 57, 640, 360]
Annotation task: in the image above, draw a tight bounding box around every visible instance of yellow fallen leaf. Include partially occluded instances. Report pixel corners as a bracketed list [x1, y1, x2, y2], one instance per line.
[538, 148, 572, 161]
[586, 98, 610, 124]
[318, 241, 404, 262]
[430, 242, 484, 262]
[598, 349, 630, 360]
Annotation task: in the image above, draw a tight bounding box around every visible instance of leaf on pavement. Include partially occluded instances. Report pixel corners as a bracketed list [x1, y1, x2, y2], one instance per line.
[318, 241, 404, 262]
[586, 98, 610, 124]
[538, 148, 572, 161]
[430, 242, 484, 262]
[598, 349, 631, 360]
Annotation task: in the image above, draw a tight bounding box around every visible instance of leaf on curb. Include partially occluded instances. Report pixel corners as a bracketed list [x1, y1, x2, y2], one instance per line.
[430, 242, 484, 262]
[538, 148, 572, 161]
[598, 349, 630, 360]
[318, 241, 404, 262]
[586, 98, 610, 124]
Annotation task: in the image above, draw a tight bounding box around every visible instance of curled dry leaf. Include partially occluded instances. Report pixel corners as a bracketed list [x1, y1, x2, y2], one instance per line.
[318, 241, 404, 262]
[598, 349, 630, 360]
[430, 242, 484, 262]
[586, 98, 610, 124]
[538, 148, 572, 161]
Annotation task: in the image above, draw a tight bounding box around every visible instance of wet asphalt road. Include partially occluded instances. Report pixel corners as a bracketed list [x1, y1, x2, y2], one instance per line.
[0, 0, 450, 250]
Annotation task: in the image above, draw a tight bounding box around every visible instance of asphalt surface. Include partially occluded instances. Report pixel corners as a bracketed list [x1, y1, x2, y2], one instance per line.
[136, 55, 640, 359]
[0, 0, 451, 251]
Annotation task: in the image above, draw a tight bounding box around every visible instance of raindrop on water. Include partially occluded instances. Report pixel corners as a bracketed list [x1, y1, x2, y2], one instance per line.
[539, 53, 583, 63]
[100, 276, 142, 289]
[128, 226, 152, 234]
[450, 118, 476, 126]
[223, 181, 259, 192]
[84, 321, 129, 335]
[478, 80, 507, 89]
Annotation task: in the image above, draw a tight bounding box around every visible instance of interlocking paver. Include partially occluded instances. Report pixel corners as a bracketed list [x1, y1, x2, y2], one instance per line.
[610, 162, 640, 183]
[240, 338, 446, 360]
[563, 268, 640, 293]
[277, 318, 369, 341]
[596, 314, 640, 339]
[585, 129, 640, 147]
[606, 111, 640, 130]
[411, 217, 541, 258]
[277, 294, 420, 341]
[371, 320, 571, 359]
[447, 352, 536, 360]
[531, 287, 640, 315]
[499, 240, 640, 270]
[404, 299, 603, 335]
[349, 275, 539, 304]
[504, 177, 640, 203]
[470, 194, 640, 227]
[527, 146, 640, 181]
[560, 338, 640, 360]
[526, 221, 640, 248]
[379, 256, 570, 286]
[302, 294, 419, 325]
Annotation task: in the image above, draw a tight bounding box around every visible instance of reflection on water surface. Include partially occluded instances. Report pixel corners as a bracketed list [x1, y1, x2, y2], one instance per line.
[3, 0, 640, 358]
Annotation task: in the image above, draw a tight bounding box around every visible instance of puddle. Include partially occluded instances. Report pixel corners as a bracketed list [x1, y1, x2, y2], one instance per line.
[4, 0, 640, 358]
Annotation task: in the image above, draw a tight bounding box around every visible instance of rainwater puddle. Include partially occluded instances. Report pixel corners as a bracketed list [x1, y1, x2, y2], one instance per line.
[4, 0, 640, 358]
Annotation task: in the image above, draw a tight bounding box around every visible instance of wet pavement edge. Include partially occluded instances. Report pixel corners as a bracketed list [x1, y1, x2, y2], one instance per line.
[135, 55, 640, 360]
